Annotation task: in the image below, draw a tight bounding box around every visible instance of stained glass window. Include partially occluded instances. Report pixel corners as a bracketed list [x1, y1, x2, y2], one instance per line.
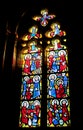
[17, 9, 71, 128]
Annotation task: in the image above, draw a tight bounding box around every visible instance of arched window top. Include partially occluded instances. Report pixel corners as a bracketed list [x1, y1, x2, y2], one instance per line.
[21, 26, 42, 41]
[32, 8, 55, 27]
[45, 22, 66, 38]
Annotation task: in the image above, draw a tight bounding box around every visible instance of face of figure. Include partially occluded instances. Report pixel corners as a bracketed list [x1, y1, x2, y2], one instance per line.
[53, 58, 55, 61]
[62, 73, 65, 76]
[54, 101, 57, 104]
[49, 108, 52, 111]
[32, 57, 36, 60]
[26, 54, 31, 59]
[35, 76, 39, 81]
[37, 56, 41, 59]
[33, 76, 40, 83]
[24, 76, 29, 82]
[51, 75, 55, 80]
[23, 102, 27, 107]
[43, 13, 47, 18]
[58, 80, 63, 85]
[62, 100, 66, 104]
[59, 81, 62, 84]
[32, 28, 36, 34]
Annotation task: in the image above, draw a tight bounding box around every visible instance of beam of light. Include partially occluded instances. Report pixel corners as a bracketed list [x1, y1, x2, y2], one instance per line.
[12, 42, 17, 70]
[2, 40, 7, 69]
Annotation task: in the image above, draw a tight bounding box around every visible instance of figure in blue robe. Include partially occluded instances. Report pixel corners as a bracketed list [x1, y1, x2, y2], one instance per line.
[52, 58, 58, 72]
[63, 74, 68, 94]
[33, 76, 40, 98]
[54, 25, 60, 35]
[32, 114, 38, 126]
[49, 75, 56, 98]
[22, 80, 27, 97]
[31, 58, 36, 72]
[31, 28, 36, 37]
[52, 109, 62, 125]
[32, 45, 36, 51]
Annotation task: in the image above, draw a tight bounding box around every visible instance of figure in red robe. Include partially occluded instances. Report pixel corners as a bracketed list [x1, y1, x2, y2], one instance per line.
[26, 87, 32, 100]
[61, 100, 69, 122]
[59, 50, 67, 72]
[34, 104, 40, 117]
[48, 108, 53, 125]
[21, 104, 28, 124]
[49, 54, 54, 70]
[56, 80, 65, 98]
[35, 56, 41, 69]
[23, 54, 31, 74]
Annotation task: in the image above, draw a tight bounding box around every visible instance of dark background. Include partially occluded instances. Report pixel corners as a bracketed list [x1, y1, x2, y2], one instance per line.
[0, 0, 82, 129]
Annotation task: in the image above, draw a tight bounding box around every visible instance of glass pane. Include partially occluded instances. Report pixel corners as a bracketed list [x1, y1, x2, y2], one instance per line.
[46, 44, 68, 73]
[21, 75, 42, 100]
[47, 73, 69, 98]
[19, 100, 41, 127]
[47, 99, 71, 127]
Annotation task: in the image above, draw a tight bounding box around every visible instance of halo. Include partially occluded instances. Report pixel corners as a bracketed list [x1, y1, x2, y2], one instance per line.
[41, 9, 48, 15]
[33, 75, 40, 82]
[49, 51, 55, 56]
[52, 99, 59, 105]
[22, 101, 29, 108]
[49, 74, 56, 80]
[37, 55, 41, 59]
[60, 99, 68, 106]
[57, 79, 63, 86]
[24, 76, 30, 81]
[33, 100, 40, 106]
[51, 23, 60, 30]
[51, 39, 60, 45]
[28, 26, 38, 33]
[29, 40, 37, 46]
[58, 50, 66, 56]
[24, 54, 32, 59]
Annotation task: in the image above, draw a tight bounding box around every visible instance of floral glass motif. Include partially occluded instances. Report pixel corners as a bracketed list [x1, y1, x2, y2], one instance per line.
[47, 99, 71, 127]
[45, 23, 66, 38]
[18, 40, 42, 127]
[33, 9, 55, 27]
[22, 26, 42, 41]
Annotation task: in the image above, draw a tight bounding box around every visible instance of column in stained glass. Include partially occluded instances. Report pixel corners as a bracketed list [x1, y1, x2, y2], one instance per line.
[46, 39, 71, 127]
[18, 40, 42, 127]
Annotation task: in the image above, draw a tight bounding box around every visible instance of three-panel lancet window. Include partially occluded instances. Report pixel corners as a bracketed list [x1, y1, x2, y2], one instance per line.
[17, 9, 71, 128]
